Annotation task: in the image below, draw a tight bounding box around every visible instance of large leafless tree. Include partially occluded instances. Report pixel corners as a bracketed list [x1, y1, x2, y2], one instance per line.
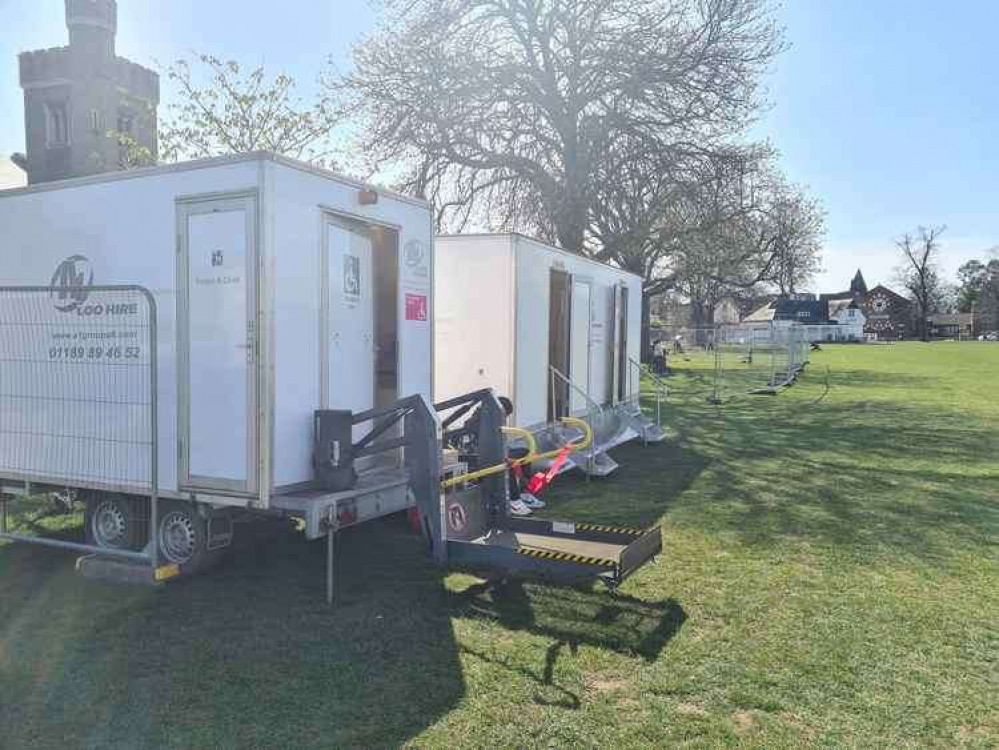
[341, 0, 784, 252]
[590, 143, 823, 353]
[895, 225, 946, 341]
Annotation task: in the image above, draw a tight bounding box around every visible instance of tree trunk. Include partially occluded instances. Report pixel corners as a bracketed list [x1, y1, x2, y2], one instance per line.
[554, 206, 587, 255]
[690, 299, 713, 346]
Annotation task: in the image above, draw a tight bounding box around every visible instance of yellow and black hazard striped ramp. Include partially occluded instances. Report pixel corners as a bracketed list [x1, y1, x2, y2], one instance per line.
[574, 522, 648, 537]
[515, 545, 617, 569]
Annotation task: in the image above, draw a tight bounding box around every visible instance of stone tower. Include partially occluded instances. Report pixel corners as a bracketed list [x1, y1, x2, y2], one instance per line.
[18, 0, 159, 184]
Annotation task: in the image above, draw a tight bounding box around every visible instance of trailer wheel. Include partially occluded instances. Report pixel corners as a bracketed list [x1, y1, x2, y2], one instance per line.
[156, 500, 211, 574]
[85, 493, 146, 551]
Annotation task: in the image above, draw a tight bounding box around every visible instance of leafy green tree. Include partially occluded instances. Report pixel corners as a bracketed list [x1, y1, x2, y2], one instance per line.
[116, 55, 342, 167]
[956, 257, 999, 312]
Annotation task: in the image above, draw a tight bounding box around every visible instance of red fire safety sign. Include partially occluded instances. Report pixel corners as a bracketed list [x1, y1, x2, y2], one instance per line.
[405, 293, 428, 321]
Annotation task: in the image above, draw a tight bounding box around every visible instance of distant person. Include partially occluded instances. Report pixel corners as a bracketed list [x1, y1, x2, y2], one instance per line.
[673, 334, 684, 354]
[652, 339, 667, 375]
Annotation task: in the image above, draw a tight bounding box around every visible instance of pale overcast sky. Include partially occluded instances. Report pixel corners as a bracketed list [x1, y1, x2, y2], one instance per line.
[1, 1, 995, 291]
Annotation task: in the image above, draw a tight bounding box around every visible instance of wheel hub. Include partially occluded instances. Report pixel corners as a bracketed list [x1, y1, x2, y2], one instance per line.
[92, 500, 127, 549]
[159, 511, 196, 565]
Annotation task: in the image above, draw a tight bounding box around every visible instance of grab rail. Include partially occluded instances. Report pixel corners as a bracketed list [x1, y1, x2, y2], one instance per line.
[549, 366, 603, 476]
[629, 357, 667, 439]
[440, 417, 593, 490]
[549, 366, 605, 419]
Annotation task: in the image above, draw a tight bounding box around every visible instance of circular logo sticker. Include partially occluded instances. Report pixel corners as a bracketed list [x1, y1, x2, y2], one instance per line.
[50, 255, 94, 312]
[446, 501, 468, 534]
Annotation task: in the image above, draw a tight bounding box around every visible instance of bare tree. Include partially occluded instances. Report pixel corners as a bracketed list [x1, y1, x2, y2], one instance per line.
[117, 54, 343, 167]
[590, 143, 823, 355]
[895, 225, 946, 341]
[341, 0, 784, 250]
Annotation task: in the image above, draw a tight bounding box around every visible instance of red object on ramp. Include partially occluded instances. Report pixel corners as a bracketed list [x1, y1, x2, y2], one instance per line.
[525, 444, 574, 496]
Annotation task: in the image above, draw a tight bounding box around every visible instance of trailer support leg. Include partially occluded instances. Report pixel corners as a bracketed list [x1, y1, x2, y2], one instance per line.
[325, 504, 340, 606]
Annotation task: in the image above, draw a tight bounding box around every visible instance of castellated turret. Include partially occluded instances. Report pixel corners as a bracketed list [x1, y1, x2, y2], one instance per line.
[17, 0, 159, 184]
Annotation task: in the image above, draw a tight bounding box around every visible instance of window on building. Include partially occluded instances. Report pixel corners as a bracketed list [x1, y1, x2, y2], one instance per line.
[88, 109, 106, 133]
[797, 310, 810, 319]
[117, 113, 134, 135]
[46, 102, 69, 146]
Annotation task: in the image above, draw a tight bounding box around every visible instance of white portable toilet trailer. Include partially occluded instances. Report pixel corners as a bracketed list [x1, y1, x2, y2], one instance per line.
[434, 234, 665, 476]
[0, 152, 435, 574]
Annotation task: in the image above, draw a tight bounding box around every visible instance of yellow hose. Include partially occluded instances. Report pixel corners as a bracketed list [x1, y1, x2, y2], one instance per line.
[439, 417, 593, 490]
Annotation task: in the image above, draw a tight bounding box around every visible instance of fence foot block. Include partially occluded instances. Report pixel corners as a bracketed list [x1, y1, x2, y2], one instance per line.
[76, 554, 162, 587]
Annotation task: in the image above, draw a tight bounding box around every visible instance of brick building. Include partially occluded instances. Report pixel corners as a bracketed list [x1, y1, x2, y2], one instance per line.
[860, 284, 912, 340]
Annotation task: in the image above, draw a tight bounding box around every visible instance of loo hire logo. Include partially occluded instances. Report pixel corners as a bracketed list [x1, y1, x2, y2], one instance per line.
[50, 255, 94, 312]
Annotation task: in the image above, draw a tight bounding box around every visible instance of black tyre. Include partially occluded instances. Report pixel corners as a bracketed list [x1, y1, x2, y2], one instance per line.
[84, 493, 147, 552]
[155, 499, 212, 575]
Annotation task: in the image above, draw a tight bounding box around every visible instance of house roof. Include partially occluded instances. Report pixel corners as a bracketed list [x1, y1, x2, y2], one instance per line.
[827, 297, 860, 319]
[866, 284, 910, 305]
[743, 297, 830, 324]
[743, 301, 776, 322]
[774, 298, 828, 322]
[928, 312, 974, 326]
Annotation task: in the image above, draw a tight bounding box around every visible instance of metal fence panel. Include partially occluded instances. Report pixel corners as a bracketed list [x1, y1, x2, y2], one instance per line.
[659, 322, 809, 403]
[0, 285, 158, 565]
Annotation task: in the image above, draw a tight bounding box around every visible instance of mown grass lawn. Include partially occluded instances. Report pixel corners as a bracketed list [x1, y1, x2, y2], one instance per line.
[1, 342, 997, 748]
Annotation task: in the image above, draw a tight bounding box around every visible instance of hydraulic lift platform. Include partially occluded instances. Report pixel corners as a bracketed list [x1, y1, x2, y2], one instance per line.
[445, 512, 662, 590]
[308, 390, 661, 603]
[432, 391, 662, 591]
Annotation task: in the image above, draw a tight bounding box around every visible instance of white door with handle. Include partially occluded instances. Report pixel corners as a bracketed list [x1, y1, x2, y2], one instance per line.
[179, 195, 258, 493]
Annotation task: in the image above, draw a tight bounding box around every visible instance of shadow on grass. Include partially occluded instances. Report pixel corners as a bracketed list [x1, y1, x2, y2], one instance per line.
[660, 370, 999, 565]
[0, 517, 462, 749]
[538, 434, 711, 529]
[448, 579, 685, 709]
[0, 509, 687, 747]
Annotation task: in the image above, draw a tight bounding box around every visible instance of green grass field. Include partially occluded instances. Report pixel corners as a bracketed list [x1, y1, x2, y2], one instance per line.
[1, 343, 997, 748]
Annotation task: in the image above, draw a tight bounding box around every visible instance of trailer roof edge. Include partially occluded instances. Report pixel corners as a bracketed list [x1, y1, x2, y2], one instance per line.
[436, 232, 644, 283]
[0, 151, 431, 210]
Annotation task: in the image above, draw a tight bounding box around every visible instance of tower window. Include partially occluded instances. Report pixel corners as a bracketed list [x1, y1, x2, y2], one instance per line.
[117, 113, 134, 135]
[46, 103, 69, 146]
[88, 109, 105, 133]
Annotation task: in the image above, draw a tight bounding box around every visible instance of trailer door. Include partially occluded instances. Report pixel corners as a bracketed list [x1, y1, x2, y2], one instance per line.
[178, 195, 258, 494]
[322, 217, 375, 438]
[547, 268, 571, 421]
[569, 278, 592, 413]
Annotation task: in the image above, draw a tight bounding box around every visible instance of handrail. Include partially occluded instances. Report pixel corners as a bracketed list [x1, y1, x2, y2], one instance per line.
[440, 417, 593, 490]
[549, 366, 604, 418]
[630, 357, 668, 397]
[549, 366, 602, 477]
[628, 357, 667, 441]
[500, 426, 538, 466]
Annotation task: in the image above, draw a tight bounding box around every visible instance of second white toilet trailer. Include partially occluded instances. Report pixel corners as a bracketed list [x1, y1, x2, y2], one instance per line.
[434, 234, 662, 474]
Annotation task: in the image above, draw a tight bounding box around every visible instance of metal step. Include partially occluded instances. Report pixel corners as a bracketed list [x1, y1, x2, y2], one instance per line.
[572, 450, 619, 477]
[618, 406, 667, 445]
[639, 423, 667, 443]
